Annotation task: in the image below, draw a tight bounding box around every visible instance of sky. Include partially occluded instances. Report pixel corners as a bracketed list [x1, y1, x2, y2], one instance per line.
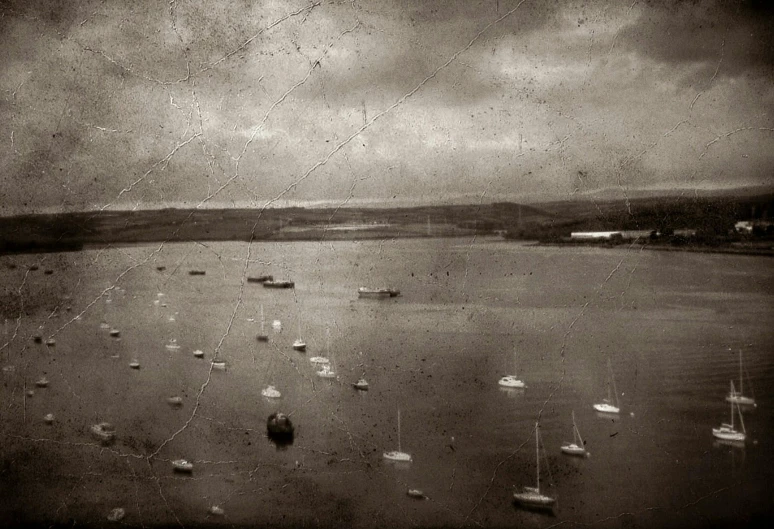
[0, 0, 772, 214]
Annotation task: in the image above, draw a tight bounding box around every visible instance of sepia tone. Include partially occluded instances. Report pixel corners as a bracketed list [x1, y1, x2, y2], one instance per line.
[1, 1, 773, 528]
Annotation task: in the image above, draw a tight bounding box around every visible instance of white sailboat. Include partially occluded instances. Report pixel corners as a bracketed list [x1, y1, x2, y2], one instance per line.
[498, 349, 525, 388]
[713, 381, 746, 442]
[593, 359, 620, 414]
[292, 314, 306, 351]
[257, 305, 269, 342]
[316, 327, 336, 379]
[561, 411, 588, 456]
[726, 349, 755, 407]
[383, 409, 412, 462]
[513, 422, 556, 509]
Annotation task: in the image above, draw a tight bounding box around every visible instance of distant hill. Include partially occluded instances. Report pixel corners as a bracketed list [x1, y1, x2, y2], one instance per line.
[1, 190, 772, 254]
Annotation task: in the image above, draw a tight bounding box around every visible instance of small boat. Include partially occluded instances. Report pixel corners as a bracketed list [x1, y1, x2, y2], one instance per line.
[43, 413, 55, 424]
[261, 385, 281, 398]
[310, 356, 329, 364]
[292, 314, 306, 351]
[257, 305, 269, 342]
[272, 320, 282, 331]
[513, 422, 556, 510]
[263, 280, 294, 289]
[211, 361, 226, 371]
[208, 505, 225, 516]
[193, 350, 205, 358]
[353, 378, 369, 390]
[129, 361, 140, 369]
[165, 339, 181, 351]
[35, 377, 49, 388]
[100, 321, 111, 330]
[316, 364, 336, 378]
[172, 459, 194, 472]
[561, 411, 588, 457]
[167, 396, 183, 407]
[188, 270, 206, 276]
[358, 287, 400, 298]
[726, 349, 756, 407]
[383, 409, 412, 462]
[109, 329, 120, 338]
[90, 422, 116, 443]
[45, 338, 56, 347]
[315, 327, 336, 378]
[247, 275, 274, 284]
[593, 359, 620, 414]
[713, 381, 746, 442]
[498, 375, 525, 388]
[407, 489, 427, 499]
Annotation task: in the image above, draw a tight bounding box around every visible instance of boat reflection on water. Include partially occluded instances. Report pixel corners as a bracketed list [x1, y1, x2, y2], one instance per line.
[713, 438, 746, 450]
[595, 411, 620, 422]
[499, 386, 525, 398]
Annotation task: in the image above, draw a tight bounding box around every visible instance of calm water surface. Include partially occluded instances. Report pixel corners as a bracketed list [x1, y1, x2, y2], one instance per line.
[1, 238, 773, 528]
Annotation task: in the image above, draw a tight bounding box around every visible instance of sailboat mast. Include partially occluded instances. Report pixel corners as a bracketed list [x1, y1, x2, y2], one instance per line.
[610, 361, 620, 408]
[730, 382, 735, 429]
[736, 401, 746, 433]
[535, 423, 540, 493]
[739, 350, 744, 395]
[398, 409, 402, 452]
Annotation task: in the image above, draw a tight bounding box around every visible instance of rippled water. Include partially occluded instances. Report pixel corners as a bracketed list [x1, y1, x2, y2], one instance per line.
[1, 238, 773, 527]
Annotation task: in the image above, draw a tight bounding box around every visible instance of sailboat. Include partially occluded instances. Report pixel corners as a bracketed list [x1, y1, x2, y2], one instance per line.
[713, 381, 746, 442]
[257, 305, 269, 342]
[383, 409, 412, 462]
[513, 422, 555, 509]
[499, 352, 525, 388]
[292, 315, 306, 351]
[593, 359, 620, 414]
[316, 327, 336, 379]
[726, 349, 755, 406]
[561, 411, 588, 456]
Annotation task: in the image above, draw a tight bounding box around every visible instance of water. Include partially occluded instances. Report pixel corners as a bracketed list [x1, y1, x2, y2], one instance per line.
[1, 238, 773, 527]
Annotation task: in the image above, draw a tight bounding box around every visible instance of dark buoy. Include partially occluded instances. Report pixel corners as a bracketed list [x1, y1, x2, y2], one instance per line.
[267, 412, 294, 447]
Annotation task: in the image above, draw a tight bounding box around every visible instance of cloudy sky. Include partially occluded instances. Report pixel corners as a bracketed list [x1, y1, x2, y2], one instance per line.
[0, 0, 772, 213]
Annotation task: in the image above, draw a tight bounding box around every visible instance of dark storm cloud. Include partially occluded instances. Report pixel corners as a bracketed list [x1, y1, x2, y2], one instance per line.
[618, 0, 774, 83]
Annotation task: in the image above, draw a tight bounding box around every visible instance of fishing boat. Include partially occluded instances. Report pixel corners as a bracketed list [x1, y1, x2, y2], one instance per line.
[593, 359, 620, 414]
[263, 280, 294, 289]
[561, 411, 588, 456]
[256, 305, 269, 342]
[713, 381, 746, 442]
[358, 287, 400, 298]
[513, 422, 556, 509]
[316, 327, 336, 378]
[383, 409, 412, 462]
[726, 349, 756, 407]
[353, 378, 369, 390]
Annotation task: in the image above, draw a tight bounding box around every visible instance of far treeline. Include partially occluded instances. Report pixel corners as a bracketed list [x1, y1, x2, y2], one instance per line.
[0, 191, 773, 254]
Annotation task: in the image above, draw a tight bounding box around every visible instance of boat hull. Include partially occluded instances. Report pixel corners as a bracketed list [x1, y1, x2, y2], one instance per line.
[292, 342, 306, 351]
[593, 403, 620, 414]
[726, 394, 755, 406]
[560, 443, 587, 456]
[263, 281, 294, 289]
[513, 491, 555, 508]
[712, 428, 745, 442]
[498, 376, 525, 388]
[383, 451, 412, 462]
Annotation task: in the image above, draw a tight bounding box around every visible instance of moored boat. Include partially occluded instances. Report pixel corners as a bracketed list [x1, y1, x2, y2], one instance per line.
[358, 287, 400, 298]
[513, 422, 555, 510]
[713, 382, 746, 442]
[383, 409, 412, 462]
[263, 280, 294, 289]
[593, 359, 621, 414]
[561, 411, 588, 457]
[726, 349, 756, 407]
